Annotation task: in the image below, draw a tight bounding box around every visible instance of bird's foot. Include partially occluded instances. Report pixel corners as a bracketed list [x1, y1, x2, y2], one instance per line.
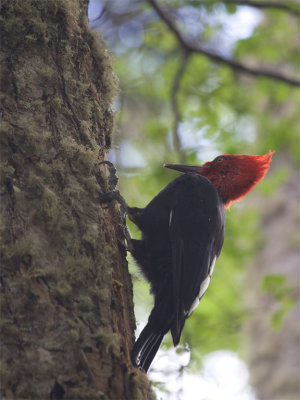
[100, 190, 133, 253]
[100, 189, 129, 213]
[124, 225, 134, 253]
[98, 160, 118, 191]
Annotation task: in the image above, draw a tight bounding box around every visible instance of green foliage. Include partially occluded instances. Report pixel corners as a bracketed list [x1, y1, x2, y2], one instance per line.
[258, 167, 289, 196]
[94, 0, 299, 369]
[261, 274, 290, 298]
[261, 274, 295, 330]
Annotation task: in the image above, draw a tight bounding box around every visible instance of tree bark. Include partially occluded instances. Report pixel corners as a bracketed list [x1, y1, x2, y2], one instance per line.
[0, 1, 154, 399]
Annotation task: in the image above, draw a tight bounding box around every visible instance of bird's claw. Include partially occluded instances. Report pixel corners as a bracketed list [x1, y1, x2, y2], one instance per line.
[98, 161, 118, 190]
[124, 225, 134, 253]
[98, 160, 116, 171]
[100, 190, 129, 212]
[100, 190, 133, 253]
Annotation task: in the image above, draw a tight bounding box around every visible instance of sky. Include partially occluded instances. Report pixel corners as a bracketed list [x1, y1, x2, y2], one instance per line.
[149, 348, 257, 400]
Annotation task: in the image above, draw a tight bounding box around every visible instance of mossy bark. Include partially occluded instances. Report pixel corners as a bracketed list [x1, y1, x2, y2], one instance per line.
[0, 1, 154, 399]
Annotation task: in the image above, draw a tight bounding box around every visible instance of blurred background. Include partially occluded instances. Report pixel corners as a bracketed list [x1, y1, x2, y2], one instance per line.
[88, 1, 300, 399]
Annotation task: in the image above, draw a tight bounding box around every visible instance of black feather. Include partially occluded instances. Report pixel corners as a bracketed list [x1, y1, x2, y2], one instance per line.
[129, 174, 225, 372]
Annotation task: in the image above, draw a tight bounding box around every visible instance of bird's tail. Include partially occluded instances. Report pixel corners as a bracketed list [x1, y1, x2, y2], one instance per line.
[171, 315, 186, 347]
[131, 323, 165, 373]
[131, 297, 172, 372]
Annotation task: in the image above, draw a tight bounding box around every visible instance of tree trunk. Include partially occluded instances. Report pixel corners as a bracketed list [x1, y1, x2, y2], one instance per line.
[0, 1, 154, 399]
[244, 154, 300, 400]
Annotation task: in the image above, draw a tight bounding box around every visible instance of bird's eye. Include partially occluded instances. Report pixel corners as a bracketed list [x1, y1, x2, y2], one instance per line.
[215, 156, 224, 163]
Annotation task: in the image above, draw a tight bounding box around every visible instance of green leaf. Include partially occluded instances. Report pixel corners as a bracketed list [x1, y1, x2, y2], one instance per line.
[261, 274, 291, 300]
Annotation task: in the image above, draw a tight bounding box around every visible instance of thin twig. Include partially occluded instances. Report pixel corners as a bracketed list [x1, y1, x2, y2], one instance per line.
[148, 0, 300, 87]
[171, 51, 190, 163]
[223, 0, 300, 17]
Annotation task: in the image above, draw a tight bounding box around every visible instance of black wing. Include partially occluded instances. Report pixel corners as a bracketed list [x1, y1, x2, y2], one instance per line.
[169, 174, 224, 345]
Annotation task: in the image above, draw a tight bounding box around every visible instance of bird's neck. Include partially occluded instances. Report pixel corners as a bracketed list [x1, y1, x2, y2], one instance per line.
[209, 174, 258, 209]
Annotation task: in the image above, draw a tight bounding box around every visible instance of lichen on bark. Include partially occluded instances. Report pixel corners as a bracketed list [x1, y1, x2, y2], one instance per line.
[0, 0, 154, 398]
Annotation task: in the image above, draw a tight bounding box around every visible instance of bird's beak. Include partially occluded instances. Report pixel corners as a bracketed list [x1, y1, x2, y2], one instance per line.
[163, 163, 202, 174]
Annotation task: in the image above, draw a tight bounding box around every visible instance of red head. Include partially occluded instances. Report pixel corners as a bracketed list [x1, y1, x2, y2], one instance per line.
[164, 150, 275, 208]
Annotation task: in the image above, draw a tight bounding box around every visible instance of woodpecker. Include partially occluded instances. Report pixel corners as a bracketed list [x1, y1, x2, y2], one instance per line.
[101, 151, 274, 373]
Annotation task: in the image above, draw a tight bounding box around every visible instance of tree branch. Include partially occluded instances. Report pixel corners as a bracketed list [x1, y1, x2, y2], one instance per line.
[170, 51, 190, 163]
[148, 0, 300, 87]
[224, 0, 300, 17]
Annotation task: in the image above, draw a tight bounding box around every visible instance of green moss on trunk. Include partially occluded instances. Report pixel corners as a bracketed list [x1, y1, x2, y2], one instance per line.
[0, 0, 154, 398]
